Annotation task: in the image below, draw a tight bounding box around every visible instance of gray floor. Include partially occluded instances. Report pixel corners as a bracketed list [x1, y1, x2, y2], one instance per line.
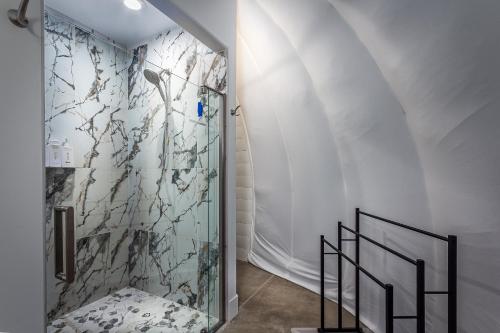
[222, 261, 363, 333]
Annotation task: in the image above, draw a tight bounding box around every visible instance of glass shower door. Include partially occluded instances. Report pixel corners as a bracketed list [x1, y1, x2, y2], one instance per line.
[199, 88, 224, 331]
[130, 61, 225, 331]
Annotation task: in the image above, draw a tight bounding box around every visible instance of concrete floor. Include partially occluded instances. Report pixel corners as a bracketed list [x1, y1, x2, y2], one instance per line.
[222, 261, 362, 333]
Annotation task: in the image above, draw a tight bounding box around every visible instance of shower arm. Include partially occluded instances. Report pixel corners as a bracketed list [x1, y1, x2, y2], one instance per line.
[8, 0, 30, 28]
[230, 105, 241, 116]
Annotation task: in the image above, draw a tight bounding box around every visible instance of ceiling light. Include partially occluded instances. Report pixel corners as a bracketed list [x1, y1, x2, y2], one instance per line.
[123, 0, 144, 11]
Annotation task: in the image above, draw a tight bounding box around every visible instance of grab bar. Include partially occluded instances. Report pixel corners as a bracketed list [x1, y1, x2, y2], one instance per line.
[54, 206, 75, 283]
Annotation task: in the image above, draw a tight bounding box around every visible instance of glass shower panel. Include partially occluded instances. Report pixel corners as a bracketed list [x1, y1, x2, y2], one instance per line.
[207, 89, 224, 331]
[128, 60, 174, 297]
[190, 87, 224, 331]
[129, 63, 218, 330]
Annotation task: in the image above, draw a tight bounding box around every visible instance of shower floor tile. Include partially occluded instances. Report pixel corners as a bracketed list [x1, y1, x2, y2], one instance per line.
[47, 287, 210, 333]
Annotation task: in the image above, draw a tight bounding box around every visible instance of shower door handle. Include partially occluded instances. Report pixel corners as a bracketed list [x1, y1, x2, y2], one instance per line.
[54, 206, 75, 283]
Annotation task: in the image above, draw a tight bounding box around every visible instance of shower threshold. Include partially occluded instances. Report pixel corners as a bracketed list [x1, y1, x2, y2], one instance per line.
[47, 287, 214, 333]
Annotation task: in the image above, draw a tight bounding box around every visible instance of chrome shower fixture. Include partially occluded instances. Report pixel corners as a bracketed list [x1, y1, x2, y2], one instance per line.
[8, 0, 30, 28]
[230, 105, 241, 116]
[143, 68, 160, 87]
[143, 68, 168, 102]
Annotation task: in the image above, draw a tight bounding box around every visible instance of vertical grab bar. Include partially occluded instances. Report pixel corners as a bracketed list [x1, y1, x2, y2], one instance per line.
[54, 206, 75, 283]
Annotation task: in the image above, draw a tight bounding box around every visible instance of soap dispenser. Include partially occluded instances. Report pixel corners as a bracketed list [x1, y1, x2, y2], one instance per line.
[62, 139, 74, 168]
[46, 139, 62, 167]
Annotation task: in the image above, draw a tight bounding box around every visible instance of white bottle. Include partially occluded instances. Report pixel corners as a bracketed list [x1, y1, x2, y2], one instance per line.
[62, 139, 74, 168]
[47, 139, 62, 167]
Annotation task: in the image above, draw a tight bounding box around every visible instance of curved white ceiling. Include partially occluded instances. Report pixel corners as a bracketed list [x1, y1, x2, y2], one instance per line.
[46, 0, 177, 48]
[237, 0, 500, 332]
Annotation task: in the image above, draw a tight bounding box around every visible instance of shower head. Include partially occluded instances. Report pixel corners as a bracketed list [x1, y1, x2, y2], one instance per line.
[143, 68, 161, 86]
[143, 68, 167, 103]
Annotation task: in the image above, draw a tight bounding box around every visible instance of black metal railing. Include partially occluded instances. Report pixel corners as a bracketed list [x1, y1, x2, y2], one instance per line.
[319, 208, 457, 333]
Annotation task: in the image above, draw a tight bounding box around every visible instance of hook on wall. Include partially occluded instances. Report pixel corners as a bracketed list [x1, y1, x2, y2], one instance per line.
[8, 0, 30, 28]
[230, 105, 241, 116]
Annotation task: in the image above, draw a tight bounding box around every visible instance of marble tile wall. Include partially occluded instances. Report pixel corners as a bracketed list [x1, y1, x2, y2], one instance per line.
[45, 11, 225, 324]
[139, 27, 227, 95]
[127, 27, 223, 318]
[44, 12, 130, 322]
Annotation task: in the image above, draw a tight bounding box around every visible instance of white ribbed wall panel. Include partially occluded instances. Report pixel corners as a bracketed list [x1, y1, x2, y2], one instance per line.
[235, 109, 254, 261]
[237, 0, 500, 331]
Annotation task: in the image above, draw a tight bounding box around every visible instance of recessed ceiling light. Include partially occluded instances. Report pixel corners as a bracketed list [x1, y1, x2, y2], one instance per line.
[123, 0, 144, 11]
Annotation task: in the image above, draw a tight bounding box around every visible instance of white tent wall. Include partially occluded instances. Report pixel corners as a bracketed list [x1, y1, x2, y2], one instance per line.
[236, 108, 255, 261]
[237, 0, 500, 332]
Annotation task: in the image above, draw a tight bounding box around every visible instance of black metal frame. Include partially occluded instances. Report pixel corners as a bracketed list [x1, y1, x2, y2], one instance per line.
[319, 208, 458, 333]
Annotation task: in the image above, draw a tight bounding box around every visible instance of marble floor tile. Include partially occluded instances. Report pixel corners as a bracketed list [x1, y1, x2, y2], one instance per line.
[47, 287, 213, 333]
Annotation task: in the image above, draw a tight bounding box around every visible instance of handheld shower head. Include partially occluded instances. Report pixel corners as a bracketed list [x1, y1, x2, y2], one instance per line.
[143, 68, 167, 102]
[143, 69, 160, 86]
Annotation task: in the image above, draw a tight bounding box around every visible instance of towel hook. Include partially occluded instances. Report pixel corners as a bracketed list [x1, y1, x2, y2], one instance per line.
[8, 0, 30, 28]
[230, 105, 241, 116]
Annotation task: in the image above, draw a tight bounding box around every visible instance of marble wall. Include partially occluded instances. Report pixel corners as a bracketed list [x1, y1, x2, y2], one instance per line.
[44, 12, 130, 321]
[44, 11, 225, 323]
[127, 29, 223, 317]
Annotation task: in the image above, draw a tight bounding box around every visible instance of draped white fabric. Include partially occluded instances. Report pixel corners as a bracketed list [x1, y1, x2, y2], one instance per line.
[236, 0, 500, 332]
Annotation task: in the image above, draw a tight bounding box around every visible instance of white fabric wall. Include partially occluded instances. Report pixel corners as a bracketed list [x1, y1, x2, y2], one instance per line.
[237, 0, 500, 332]
[236, 108, 255, 261]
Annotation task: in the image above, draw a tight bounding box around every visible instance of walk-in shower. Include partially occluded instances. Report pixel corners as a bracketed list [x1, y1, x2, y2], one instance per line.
[43, 1, 226, 332]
